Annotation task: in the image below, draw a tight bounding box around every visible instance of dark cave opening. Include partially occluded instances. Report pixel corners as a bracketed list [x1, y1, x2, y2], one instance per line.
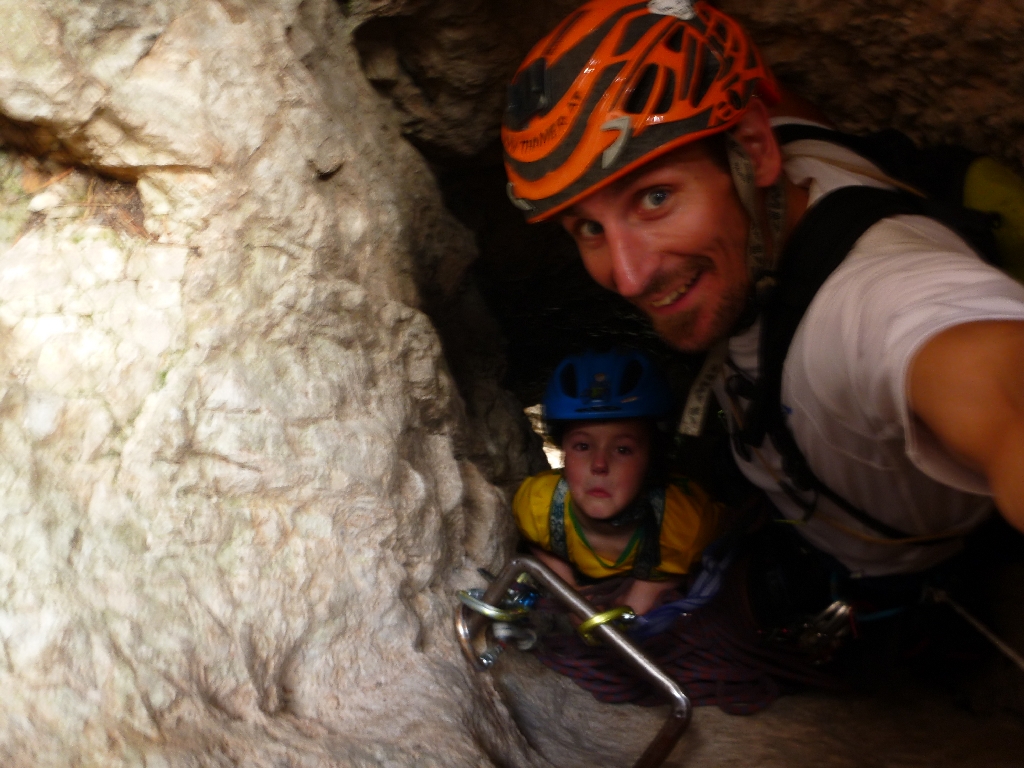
[352, 6, 700, 411]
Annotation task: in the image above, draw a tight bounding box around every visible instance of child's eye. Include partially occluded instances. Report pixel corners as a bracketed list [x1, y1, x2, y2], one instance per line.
[572, 441, 589, 451]
[577, 220, 603, 238]
[616, 445, 633, 455]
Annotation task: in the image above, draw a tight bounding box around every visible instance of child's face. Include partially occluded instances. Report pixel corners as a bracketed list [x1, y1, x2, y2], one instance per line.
[561, 419, 652, 521]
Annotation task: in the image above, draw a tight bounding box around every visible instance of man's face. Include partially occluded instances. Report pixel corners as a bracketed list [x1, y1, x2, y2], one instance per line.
[560, 143, 752, 352]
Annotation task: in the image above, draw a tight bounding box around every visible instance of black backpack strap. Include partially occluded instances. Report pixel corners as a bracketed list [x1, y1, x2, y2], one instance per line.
[549, 476, 570, 561]
[740, 186, 929, 449]
[740, 186, 967, 544]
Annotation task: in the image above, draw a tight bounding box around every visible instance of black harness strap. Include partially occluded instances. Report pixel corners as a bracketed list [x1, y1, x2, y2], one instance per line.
[632, 487, 665, 580]
[549, 477, 571, 560]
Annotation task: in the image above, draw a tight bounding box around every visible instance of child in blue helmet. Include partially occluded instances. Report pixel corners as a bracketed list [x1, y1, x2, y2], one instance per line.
[513, 349, 722, 616]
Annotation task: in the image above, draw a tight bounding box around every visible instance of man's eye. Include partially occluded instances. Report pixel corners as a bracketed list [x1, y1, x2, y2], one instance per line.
[640, 189, 669, 210]
[577, 220, 604, 238]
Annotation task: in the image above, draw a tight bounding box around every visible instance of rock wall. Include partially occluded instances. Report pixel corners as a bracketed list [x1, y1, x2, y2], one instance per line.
[0, 1, 545, 765]
[720, 0, 1024, 165]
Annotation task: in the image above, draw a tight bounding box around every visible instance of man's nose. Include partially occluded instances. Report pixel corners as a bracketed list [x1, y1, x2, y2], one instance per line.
[605, 223, 659, 298]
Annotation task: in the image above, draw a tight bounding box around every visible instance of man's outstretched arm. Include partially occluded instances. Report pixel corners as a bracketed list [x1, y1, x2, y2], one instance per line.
[909, 320, 1024, 530]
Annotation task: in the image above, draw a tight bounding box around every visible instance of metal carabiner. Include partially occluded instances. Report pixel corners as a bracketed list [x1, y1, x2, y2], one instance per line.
[457, 589, 530, 622]
[577, 606, 637, 646]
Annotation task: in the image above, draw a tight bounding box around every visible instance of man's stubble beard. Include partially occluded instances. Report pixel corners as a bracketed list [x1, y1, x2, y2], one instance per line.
[648, 276, 750, 353]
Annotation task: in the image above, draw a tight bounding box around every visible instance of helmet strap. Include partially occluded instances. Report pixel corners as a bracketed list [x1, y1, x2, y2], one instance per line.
[726, 134, 787, 304]
[670, 135, 787, 440]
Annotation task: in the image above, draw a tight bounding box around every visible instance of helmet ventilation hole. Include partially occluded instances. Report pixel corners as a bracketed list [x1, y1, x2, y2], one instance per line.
[615, 13, 663, 56]
[625, 64, 659, 114]
[618, 360, 644, 396]
[560, 364, 578, 398]
[680, 35, 697, 100]
[690, 50, 720, 106]
[665, 26, 684, 53]
[653, 70, 676, 115]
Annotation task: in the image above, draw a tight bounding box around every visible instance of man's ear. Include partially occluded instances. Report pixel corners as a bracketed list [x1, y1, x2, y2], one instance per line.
[730, 98, 782, 187]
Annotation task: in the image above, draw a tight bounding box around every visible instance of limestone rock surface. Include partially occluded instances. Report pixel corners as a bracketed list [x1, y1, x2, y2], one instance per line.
[0, 1, 545, 765]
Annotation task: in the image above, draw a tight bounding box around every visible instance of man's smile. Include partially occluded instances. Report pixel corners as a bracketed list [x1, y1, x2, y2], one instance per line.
[649, 267, 706, 309]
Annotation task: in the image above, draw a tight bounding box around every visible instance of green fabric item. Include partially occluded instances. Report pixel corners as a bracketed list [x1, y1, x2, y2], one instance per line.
[964, 156, 1024, 282]
[566, 496, 644, 571]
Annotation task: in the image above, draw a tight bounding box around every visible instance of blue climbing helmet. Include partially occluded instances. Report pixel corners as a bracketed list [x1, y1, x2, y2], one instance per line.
[543, 349, 672, 422]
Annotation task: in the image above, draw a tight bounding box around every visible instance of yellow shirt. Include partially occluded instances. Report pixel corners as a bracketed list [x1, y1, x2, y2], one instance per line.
[512, 469, 720, 581]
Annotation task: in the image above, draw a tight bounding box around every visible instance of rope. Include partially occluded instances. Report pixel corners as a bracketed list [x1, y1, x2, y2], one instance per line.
[531, 562, 840, 715]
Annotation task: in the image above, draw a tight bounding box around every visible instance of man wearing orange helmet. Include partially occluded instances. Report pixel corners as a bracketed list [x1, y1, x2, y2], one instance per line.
[503, 0, 1024, 579]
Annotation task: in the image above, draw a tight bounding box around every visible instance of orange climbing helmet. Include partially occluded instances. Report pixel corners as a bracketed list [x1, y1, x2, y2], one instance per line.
[503, 0, 779, 222]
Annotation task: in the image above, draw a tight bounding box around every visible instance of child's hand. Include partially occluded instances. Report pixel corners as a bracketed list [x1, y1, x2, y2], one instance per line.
[616, 577, 683, 616]
[530, 546, 578, 588]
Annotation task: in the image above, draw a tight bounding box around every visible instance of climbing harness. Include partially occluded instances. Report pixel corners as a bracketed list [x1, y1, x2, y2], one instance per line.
[547, 476, 667, 579]
[630, 544, 735, 639]
[456, 555, 691, 768]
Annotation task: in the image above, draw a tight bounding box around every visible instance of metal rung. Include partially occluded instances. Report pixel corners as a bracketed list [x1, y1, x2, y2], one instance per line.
[455, 555, 691, 768]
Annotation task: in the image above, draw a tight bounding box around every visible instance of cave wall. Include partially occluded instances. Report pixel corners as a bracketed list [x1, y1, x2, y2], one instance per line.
[720, 0, 1024, 164]
[370, 0, 1024, 164]
[0, 0, 545, 765]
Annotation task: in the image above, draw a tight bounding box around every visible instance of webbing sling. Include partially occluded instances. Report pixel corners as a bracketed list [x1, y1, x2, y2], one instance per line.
[772, 124, 979, 210]
[773, 124, 999, 263]
[548, 476, 666, 579]
[736, 184, 994, 544]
